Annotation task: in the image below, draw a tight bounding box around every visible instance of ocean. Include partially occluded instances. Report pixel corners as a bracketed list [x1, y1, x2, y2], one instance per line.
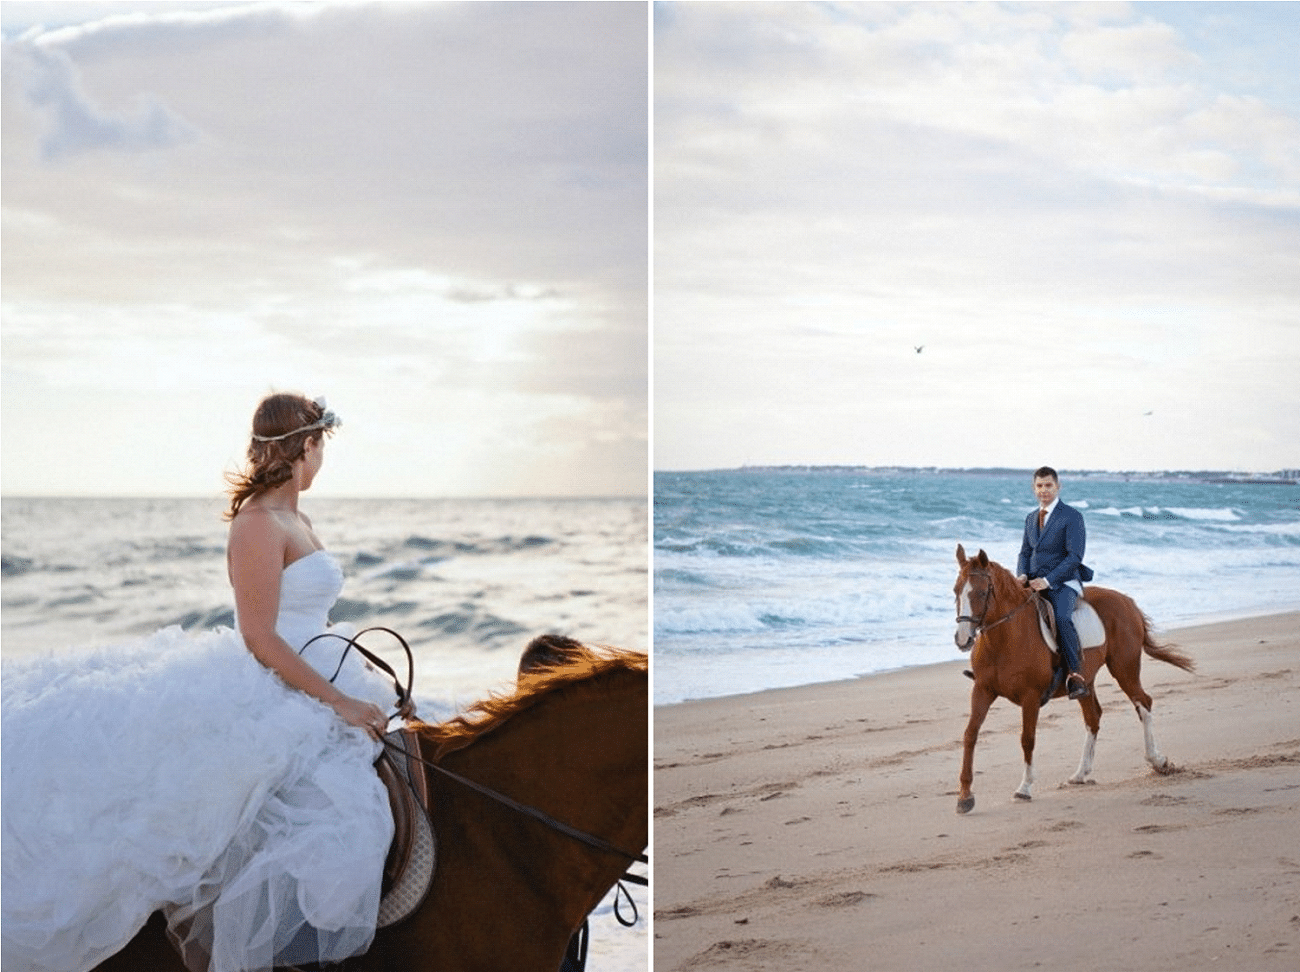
[1, 494, 649, 969]
[654, 468, 1300, 706]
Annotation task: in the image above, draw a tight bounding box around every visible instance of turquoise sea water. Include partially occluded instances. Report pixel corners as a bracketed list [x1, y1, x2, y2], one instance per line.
[654, 468, 1300, 704]
[1, 494, 649, 968]
[2, 495, 648, 714]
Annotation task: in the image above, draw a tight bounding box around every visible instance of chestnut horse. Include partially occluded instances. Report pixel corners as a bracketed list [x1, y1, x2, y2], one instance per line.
[95, 646, 648, 971]
[953, 545, 1193, 815]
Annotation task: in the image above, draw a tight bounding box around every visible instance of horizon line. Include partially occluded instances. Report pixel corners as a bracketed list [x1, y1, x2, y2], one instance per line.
[0, 488, 648, 501]
[653, 464, 1300, 478]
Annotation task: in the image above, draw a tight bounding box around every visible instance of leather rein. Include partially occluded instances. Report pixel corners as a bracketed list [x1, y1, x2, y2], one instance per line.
[300, 628, 649, 924]
[955, 569, 1038, 643]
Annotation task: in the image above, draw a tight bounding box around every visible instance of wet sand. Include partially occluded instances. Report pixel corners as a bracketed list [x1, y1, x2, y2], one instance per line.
[653, 612, 1300, 970]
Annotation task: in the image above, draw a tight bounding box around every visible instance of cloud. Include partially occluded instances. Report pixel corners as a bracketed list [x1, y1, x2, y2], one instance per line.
[2, 1, 647, 496]
[654, 2, 1300, 473]
[4, 2, 648, 295]
[1060, 20, 1197, 82]
[6, 39, 198, 159]
[16, 0, 315, 48]
[656, 2, 1299, 209]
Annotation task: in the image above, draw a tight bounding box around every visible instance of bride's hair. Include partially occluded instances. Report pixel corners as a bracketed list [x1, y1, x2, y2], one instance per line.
[224, 394, 333, 520]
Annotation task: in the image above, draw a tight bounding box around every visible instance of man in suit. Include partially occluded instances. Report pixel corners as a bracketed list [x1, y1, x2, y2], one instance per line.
[1017, 466, 1093, 699]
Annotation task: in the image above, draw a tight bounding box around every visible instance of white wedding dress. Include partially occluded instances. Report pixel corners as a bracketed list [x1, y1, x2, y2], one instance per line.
[1, 551, 396, 972]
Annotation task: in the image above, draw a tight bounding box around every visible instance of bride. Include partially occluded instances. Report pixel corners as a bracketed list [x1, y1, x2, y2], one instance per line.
[2, 393, 401, 972]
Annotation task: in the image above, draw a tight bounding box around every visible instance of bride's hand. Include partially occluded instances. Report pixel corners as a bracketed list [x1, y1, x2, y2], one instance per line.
[395, 696, 418, 721]
[330, 696, 388, 739]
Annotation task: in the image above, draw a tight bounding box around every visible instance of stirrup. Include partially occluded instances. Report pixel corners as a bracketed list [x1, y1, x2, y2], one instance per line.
[1066, 672, 1089, 699]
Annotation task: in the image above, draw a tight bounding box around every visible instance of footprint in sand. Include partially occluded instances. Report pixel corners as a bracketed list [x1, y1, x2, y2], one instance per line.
[1140, 794, 1187, 806]
[1048, 819, 1085, 832]
[656, 904, 702, 921]
[687, 939, 803, 967]
[764, 875, 800, 889]
[814, 891, 877, 908]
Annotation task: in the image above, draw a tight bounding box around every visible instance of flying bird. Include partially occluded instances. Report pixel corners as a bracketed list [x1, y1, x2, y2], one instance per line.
[914, 345, 924, 354]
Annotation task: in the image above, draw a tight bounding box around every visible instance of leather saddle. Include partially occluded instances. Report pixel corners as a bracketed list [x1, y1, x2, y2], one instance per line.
[1035, 595, 1106, 708]
[375, 728, 436, 928]
[1035, 595, 1106, 653]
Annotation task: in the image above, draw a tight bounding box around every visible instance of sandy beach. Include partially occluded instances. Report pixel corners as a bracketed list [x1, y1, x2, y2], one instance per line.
[652, 612, 1300, 971]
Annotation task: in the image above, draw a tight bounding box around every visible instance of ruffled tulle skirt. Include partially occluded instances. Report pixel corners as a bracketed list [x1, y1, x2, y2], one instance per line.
[1, 625, 395, 972]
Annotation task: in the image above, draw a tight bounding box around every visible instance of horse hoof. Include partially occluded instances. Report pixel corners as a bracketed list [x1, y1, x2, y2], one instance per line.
[957, 796, 975, 814]
[1013, 791, 1032, 802]
[1152, 759, 1176, 776]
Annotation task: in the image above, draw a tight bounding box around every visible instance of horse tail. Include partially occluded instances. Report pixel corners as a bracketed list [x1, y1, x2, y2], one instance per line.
[1140, 611, 1195, 673]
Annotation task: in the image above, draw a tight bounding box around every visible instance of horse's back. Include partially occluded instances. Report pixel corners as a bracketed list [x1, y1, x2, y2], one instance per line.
[1081, 584, 1130, 606]
[1082, 585, 1147, 629]
[1083, 584, 1192, 671]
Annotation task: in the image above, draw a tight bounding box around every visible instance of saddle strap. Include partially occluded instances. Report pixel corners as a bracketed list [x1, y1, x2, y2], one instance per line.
[377, 728, 431, 890]
[1034, 594, 1058, 642]
[376, 753, 417, 890]
[561, 920, 589, 972]
[391, 724, 430, 810]
[376, 728, 437, 928]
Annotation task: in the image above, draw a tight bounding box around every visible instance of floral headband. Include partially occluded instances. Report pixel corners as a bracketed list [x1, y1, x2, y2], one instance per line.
[251, 397, 342, 442]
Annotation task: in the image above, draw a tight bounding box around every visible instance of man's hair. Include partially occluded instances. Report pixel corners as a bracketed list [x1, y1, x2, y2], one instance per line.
[1033, 466, 1059, 482]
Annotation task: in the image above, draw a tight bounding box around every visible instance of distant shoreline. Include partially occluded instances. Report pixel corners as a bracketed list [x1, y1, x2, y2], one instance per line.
[655, 465, 1299, 484]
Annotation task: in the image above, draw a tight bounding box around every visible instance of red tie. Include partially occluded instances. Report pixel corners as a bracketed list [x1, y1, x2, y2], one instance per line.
[1038, 509, 1046, 532]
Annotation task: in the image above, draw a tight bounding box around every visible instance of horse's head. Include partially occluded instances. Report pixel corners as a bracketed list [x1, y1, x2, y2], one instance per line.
[954, 543, 994, 651]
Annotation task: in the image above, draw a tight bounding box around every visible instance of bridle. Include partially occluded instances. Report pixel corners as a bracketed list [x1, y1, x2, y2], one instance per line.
[954, 569, 1036, 650]
[301, 627, 649, 926]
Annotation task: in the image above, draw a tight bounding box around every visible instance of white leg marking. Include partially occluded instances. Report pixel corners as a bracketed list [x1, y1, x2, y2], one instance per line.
[1015, 760, 1035, 800]
[1139, 704, 1168, 770]
[1069, 729, 1097, 784]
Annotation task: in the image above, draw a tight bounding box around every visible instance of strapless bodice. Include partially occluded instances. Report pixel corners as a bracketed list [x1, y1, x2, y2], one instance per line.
[268, 550, 344, 650]
[233, 549, 386, 712]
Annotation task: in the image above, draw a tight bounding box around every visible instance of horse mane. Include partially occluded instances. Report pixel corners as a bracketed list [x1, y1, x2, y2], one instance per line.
[982, 555, 1031, 606]
[959, 549, 1034, 617]
[418, 645, 647, 759]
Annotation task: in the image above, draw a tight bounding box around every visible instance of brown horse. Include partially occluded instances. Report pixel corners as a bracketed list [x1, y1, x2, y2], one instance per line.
[95, 646, 648, 971]
[953, 545, 1193, 815]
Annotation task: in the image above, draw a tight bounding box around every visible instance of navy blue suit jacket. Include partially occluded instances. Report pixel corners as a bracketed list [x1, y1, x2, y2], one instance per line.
[1017, 501, 1093, 590]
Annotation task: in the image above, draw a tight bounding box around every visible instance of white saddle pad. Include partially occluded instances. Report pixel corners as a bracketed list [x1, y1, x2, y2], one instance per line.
[1039, 598, 1106, 652]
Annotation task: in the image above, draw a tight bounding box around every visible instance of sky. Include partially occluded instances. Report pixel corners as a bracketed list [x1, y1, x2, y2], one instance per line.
[2, 0, 648, 497]
[654, 1, 1300, 474]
